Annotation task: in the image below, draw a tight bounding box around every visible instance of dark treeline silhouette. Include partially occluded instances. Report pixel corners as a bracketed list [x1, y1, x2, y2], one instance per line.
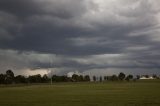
[0, 70, 160, 84]
[0, 70, 91, 84]
[93, 72, 160, 82]
[92, 73, 133, 82]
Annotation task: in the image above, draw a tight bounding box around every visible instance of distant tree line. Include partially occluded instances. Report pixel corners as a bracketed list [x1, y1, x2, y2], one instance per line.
[0, 70, 159, 84]
[92, 72, 134, 82]
[93, 72, 160, 82]
[0, 70, 90, 84]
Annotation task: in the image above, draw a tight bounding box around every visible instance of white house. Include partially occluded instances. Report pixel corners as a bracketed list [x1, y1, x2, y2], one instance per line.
[140, 76, 154, 80]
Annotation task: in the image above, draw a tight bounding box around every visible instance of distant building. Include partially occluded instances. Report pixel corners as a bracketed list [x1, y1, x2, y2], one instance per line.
[140, 76, 154, 80]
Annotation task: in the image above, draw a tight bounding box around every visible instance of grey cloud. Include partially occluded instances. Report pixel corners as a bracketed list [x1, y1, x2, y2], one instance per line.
[0, 0, 87, 19]
[0, 0, 160, 75]
[0, 11, 21, 41]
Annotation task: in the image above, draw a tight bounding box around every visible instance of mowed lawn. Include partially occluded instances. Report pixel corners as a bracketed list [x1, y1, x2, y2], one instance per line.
[0, 80, 160, 106]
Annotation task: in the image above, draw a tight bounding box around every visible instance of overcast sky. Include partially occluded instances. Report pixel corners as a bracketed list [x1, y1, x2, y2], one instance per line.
[0, 0, 160, 76]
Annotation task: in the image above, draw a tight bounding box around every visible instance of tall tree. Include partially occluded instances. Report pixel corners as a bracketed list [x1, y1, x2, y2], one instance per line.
[145, 75, 149, 78]
[72, 74, 79, 82]
[93, 76, 96, 82]
[125, 75, 133, 81]
[79, 75, 84, 82]
[0, 74, 6, 84]
[52, 75, 57, 82]
[111, 75, 118, 81]
[136, 75, 140, 79]
[28, 74, 42, 83]
[118, 72, 125, 81]
[99, 76, 102, 82]
[5, 70, 15, 84]
[104, 76, 107, 81]
[152, 74, 158, 79]
[42, 74, 49, 83]
[15, 75, 27, 83]
[84, 75, 90, 81]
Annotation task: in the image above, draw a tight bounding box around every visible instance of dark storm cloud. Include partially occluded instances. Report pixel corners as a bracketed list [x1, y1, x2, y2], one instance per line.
[0, 0, 156, 55]
[0, 0, 86, 18]
[0, 0, 160, 75]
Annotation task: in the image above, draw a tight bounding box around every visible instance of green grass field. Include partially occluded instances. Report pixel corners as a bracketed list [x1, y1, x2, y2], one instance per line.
[0, 80, 160, 106]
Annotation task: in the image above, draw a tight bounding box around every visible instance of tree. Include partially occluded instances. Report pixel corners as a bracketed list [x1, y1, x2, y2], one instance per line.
[79, 75, 84, 82]
[107, 76, 111, 81]
[152, 74, 157, 79]
[93, 76, 96, 82]
[52, 75, 68, 82]
[145, 75, 149, 78]
[136, 75, 140, 79]
[60, 76, 68, 82]
[72, 74, 79, 82]
[111, 75, 118, 81]
[99, 76, 102, 82]
[15, 75, 27, 83]
[52, 75, 58, 82]
[104, 76, 107, 81]
[42, 74, 49, 83]
[84, 75, 90, 81]
[28, 74, 42, 83]
[5, 70, 15, 84]
[0, 74, 5, 84]
[118, 72, 125, 81]
[35, 74, 42, 83]
[28, 76, 34, 83]
[125, 75, 133, 81]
